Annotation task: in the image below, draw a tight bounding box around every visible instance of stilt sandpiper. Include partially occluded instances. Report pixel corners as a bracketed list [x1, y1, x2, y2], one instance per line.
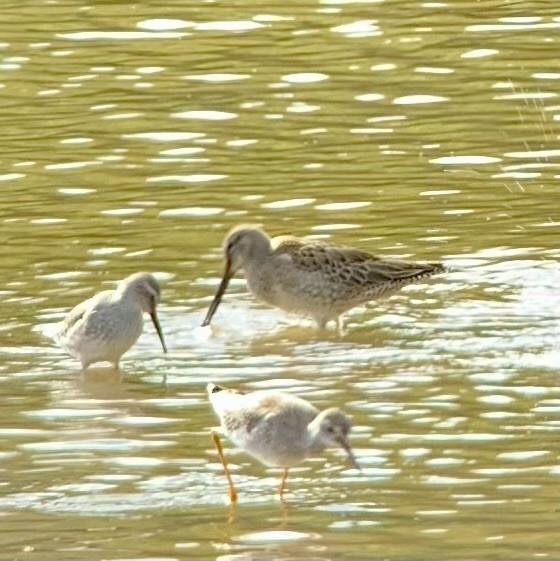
[55, 272, 167, 369]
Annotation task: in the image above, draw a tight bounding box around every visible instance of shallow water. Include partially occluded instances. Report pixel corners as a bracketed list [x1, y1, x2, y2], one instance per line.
[1, 0, 560, 559]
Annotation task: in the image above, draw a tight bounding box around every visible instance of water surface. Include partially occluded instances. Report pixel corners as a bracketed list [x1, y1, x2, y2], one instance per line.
[1, 0, 560, 559]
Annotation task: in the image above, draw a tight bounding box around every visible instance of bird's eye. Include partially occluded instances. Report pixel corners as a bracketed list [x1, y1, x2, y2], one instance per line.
[326, 426, 335, 434]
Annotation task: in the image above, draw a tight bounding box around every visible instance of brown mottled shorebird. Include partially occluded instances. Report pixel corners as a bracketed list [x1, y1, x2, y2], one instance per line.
[201, 224, 445, 330]
[207, 383, 360, 503]
[54, 272, 167, 370]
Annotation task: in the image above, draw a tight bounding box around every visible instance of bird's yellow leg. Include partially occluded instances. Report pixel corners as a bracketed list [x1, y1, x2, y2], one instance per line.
[278, 467, 289, 500]
[211, 431, 238, 504]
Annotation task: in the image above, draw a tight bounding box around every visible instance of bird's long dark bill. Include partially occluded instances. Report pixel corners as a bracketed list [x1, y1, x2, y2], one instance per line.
[339, 438, 361, 471]
[201, 260, 233, 327]
[150, 310, 168, 353]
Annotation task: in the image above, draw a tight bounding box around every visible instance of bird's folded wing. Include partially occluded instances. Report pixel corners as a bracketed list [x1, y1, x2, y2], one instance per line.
[57, 291, 112, 337]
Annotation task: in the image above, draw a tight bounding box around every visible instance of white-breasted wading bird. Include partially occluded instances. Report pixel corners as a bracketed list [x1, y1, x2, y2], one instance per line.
[207, 382, 360, 503]
[54, 272, 167, 369]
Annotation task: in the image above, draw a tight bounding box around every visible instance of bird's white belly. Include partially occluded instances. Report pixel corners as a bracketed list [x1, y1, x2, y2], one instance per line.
[229, 424, 310, 468]
[61, 308, 144, 366]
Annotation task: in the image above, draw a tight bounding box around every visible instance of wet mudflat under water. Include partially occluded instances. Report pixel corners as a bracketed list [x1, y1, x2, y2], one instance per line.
[1, 0, 560, 559]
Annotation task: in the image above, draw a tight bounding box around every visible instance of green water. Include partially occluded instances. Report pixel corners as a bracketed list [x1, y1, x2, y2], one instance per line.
[1, 0, 560, 559]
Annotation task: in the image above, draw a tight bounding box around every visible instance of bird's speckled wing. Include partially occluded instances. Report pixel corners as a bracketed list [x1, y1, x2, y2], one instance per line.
[272, 236, 444, 286]
[222, 391, 317, 436]
[56, 290, 113, 340]
[219, 390, 320, 466]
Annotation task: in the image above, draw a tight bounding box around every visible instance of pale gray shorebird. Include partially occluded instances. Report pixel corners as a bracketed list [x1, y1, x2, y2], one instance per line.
[207, 383, 360, 503]
[202, 224, 445, 330]
[54, 272, 167, 370]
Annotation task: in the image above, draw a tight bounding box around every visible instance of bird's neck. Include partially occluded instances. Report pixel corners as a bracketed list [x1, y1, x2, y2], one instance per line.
[117, 285, 148, 311]
[242, 239, 273, 275]
[305, 416, 326, 453]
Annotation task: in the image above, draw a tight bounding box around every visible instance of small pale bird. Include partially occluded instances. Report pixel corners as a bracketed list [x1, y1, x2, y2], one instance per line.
[54, 272, 167, 370]
[202, 224, 445, 330]
[207, 382, 360, 503]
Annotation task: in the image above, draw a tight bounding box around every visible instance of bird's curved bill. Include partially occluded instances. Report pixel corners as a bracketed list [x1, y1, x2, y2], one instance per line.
[338, 437, 361, 471]
[150, 310, 168, 353]
[201, 259, 233, 327]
